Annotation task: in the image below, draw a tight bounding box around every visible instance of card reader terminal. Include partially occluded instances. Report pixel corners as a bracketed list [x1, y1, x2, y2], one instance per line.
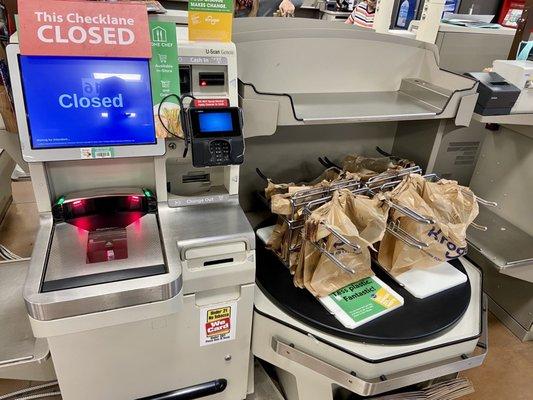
[187, 107, 245, 168]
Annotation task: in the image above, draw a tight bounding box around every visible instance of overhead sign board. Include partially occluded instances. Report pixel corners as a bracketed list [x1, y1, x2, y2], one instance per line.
[18, 0, 151, 58]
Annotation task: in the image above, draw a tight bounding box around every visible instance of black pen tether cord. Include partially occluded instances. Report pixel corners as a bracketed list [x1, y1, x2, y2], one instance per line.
[157, 93, 196, 158]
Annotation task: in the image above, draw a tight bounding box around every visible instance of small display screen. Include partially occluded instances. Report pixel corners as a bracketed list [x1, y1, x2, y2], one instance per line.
[19, 56, 156, 149]
[190, 107, 242, 138]
[198, 112, 233, 133]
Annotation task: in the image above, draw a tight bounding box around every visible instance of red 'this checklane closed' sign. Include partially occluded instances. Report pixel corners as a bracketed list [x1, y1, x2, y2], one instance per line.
[18, 0, 151, 58]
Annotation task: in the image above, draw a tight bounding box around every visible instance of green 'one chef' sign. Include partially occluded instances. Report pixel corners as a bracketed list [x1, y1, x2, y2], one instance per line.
[149, 20, 181, 139]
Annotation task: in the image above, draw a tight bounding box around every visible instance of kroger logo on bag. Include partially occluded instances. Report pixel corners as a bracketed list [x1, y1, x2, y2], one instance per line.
[426, 227, 467, 261]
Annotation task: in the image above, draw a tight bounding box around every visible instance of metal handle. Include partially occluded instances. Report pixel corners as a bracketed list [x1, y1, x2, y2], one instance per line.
[273, 296, 488, 397]
[302, 186, 369, 216]
[331, 179, 362, 192]
[323, 223, 362, 253]
[308, 241, 356, 275]
[386, 200, 435, 225]
[367, 166, 422, 185]
[459, 189, 498, 208]
[386, 222, 429, 249]
[474, 195, 498, 208]
[372, 173, 438, 192]
[470, 222, 488, 232]
[303, 197, 333, 215]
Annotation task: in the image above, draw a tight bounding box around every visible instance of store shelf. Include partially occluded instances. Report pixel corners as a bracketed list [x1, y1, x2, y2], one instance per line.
[234, 19, 478, 136]
[467, 208, 533, 283]
[291, 91, 440, 124]
[239, 77, 468, 132]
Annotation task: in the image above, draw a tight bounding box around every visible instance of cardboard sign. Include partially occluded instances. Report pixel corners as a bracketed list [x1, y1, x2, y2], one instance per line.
[200, 302, 237, 346]
[18, 0, 151, 58]
[188, 0, 233, 43]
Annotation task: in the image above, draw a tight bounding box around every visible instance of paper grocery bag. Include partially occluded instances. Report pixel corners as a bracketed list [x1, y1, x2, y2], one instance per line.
[378, 174, 479, 276]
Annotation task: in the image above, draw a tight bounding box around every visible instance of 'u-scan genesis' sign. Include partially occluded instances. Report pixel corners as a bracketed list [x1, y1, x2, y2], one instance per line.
[18, 0, 151, 58]
[20, 56, 156, 149]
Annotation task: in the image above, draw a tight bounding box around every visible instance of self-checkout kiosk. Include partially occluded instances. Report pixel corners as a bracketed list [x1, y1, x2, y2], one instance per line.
[3, 28, 255, 400]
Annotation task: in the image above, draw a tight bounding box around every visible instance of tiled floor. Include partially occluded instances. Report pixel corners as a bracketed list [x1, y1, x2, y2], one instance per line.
[0, 181, 532, 400]
[461, 313, 533, 400]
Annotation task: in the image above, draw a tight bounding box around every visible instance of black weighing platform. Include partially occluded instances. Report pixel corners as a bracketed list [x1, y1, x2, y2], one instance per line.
[255, 224, 475, 345]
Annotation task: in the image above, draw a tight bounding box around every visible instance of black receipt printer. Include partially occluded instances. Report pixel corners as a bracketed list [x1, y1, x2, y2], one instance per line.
[465, 72, 521, 116]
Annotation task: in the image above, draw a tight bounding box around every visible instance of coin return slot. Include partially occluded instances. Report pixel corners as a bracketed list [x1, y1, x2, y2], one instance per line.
[204, 258, 234, 267]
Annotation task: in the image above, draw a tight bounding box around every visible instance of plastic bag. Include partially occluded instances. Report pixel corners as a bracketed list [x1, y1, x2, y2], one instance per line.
[270, 185, 312, 216]
[266, 168, 352, 267]
[303, 191, 381, 297]
[342, 154, 415, 182]
[295, 193, 347, 290]
[343, 193, 390, 250]
[266, 217, 288, 254]
[309, 236, 372, 298]
[377, 174, 479, 276]
[284, 226, 303, 273]
[294, 232, 321, 289]
[266, 167, 367, 275]
[307, 167, 343, 186]
[342, 155, 393, 179]
[265, 180, 294, 200]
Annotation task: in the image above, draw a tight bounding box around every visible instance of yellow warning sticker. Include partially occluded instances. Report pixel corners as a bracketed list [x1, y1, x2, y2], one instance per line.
[200, 302, 237, 346]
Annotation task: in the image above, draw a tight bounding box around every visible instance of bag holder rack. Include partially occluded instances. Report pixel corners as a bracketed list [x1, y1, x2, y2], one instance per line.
[259, 165, 497, 276]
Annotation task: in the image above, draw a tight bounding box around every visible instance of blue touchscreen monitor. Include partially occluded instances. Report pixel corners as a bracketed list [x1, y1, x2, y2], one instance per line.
[19, 56, 156, 149]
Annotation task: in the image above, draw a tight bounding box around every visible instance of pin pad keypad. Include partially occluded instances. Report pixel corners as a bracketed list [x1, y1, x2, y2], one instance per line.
[209, 140, 231, 165]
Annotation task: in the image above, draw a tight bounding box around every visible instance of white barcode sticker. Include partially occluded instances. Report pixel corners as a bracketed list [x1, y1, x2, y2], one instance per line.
[94, 150, 112, 158]
[81, 147, 115, 159]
